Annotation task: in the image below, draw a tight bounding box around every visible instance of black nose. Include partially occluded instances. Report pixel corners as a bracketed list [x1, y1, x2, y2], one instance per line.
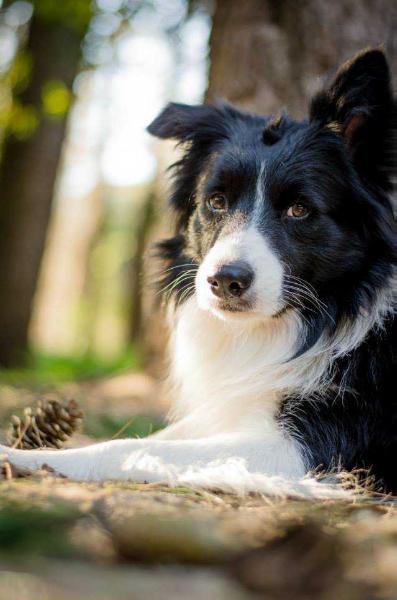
[207, 262, 254, 299]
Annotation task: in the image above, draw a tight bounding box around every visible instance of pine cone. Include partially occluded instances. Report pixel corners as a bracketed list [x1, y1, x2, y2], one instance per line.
[8, 398, 83, 450]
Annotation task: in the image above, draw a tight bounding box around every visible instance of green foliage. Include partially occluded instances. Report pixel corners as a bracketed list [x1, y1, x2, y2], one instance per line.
[0, 499, 82, 557]
[5, 51, 33, 95]
[41, 79, 72, 119]
[32, 0, 93, 34]
[0, 347, 142, 385]
[4, 78, 73, 140]
[83, 413, 164, 440]
[0, 40, 74, 142]
[0, 52, 34, 137]
[7, 100, 38, 139]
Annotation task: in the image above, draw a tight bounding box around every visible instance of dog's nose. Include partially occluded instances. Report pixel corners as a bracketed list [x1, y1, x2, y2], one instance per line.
[207, 262, 254, 299]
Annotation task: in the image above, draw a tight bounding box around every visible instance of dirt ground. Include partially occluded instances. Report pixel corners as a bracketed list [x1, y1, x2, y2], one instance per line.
[0, 374, 396, 600]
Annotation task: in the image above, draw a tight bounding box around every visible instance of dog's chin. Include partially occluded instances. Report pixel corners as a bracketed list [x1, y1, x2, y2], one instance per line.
[196, 292, 280, 324]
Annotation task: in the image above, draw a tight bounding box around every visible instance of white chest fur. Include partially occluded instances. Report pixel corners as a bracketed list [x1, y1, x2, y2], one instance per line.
[168, 298, 302, 438]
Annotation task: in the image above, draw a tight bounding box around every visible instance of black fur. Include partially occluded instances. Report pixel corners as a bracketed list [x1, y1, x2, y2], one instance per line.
[148, 49, 396, 492]
[281, 314, 396, 492]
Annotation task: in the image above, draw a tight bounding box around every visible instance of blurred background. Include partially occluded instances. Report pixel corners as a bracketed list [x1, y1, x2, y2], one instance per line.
[0, 0, 395, 438]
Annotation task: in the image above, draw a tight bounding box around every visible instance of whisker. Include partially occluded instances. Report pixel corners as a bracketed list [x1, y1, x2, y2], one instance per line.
[176, 283, 196, 307]
[285, 285, 324, 310]
[284, 277, 326, 306]
[282, 292, 312, 328]
[154, 263, 198, 277]
[283, 283, 324, 311]
[157, 270, 197, 296]
[162, 275, 197, 303]
[163, 282, 194, 304]
[284, 282, 334, 323]
[284, 275, 328, 309]
[157, 276, 188, 297]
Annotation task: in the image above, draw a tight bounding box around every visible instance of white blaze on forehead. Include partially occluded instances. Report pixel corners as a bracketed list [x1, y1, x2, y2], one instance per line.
[195, 224, 285, 319]
[255, 161, 266, 216]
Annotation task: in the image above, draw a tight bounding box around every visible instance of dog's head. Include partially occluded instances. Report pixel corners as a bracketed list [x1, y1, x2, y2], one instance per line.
[149, 49, 395, 343]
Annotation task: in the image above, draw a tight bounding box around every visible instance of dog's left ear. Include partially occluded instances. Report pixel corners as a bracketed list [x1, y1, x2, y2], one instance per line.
[310, 48, 393, 171]
[147, 102, 230, 143]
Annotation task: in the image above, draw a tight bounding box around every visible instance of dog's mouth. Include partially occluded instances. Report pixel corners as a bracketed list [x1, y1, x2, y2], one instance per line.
[197, 286, 280, 322]
[213, 298, 254, 313]
[204, 298, 285, 323]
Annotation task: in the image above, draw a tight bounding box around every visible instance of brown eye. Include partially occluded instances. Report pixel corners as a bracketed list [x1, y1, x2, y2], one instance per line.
[287, 203, 309, 219]
[207, 194, 228, 212]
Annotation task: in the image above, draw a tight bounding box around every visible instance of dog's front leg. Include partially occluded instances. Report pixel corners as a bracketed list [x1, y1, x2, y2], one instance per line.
[0, 433, 305, 486]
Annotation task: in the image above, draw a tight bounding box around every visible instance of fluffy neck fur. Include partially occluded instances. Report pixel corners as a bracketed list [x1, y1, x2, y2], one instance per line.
[167, 287, 393, 438]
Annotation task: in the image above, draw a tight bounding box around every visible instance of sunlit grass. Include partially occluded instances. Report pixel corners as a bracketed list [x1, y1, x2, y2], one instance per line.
[0, 347, 142, 386]
[83, 413, 164, 440]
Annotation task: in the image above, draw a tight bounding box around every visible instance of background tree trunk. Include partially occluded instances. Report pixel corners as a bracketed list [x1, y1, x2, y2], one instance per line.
[206, 0, 396, 116]
[0, 8, 89, 367]
[127, 190, 156, 345]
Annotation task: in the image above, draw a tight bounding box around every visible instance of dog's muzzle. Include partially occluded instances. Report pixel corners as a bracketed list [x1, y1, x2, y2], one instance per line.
[195, 227, 284, 319]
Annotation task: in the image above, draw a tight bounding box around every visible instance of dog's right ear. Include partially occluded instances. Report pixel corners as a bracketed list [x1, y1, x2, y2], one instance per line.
[309, 49, 392, 145]
[147, 102, 229, 143]
[309, 49, 394, 185]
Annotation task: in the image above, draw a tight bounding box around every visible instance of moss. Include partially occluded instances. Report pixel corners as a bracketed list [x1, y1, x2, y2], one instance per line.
[0, 498, 83, 558]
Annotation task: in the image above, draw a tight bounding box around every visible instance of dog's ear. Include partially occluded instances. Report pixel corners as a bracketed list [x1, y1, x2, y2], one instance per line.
[310, 49, 393, 178]
[148, 102, 235, 230]
[147, 102, 229, 143]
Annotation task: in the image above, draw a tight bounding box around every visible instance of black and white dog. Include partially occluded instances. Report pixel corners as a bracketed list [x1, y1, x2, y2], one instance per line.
[2, 49, 395, 497]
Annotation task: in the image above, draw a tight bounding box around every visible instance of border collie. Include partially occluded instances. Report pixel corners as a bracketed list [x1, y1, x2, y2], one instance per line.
[1, 49, 395, 497]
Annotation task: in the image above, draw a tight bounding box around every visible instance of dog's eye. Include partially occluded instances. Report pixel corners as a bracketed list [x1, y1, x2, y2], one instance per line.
[207, 194, 228, 212]
[286, 203, 309, 219]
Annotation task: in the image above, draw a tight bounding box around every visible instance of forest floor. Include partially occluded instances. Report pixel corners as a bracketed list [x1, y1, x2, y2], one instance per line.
[0, 373, 396, 600]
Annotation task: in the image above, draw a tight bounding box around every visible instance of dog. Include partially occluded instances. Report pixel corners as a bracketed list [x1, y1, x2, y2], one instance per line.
[1, 49, 395, 497]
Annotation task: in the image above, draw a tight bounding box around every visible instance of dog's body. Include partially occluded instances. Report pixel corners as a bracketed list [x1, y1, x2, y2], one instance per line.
[2, 49, 395, 496]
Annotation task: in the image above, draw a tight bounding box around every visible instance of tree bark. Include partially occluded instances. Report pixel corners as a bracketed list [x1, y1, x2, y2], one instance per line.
[206, 0, 396, 116]
[0, 11, 88, 366]
[127, 191, 156, 345]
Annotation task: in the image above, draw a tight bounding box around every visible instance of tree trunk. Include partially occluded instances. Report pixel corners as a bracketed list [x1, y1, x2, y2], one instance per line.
[0, 9, 89, 367]
[126, 190, 156, 345]
[206, 0, 396, 116]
